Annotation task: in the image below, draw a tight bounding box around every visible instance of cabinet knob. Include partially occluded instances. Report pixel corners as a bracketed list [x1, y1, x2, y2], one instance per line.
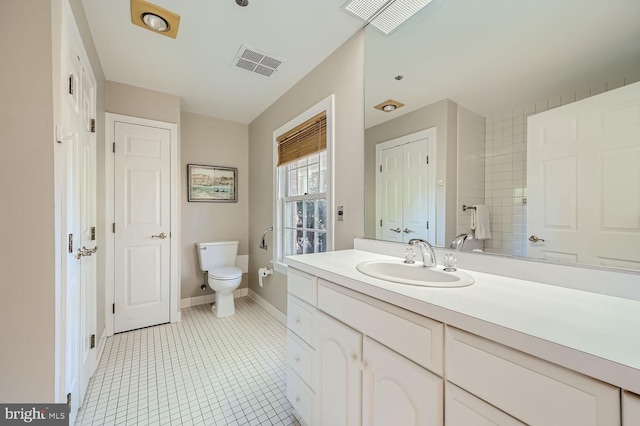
[294, 356, 300, 363]
[295, 396, 300, 403]
[295, 318, 301, 324]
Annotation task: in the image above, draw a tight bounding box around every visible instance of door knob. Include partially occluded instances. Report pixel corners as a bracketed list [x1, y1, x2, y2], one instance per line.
[403, 228, 414, 234]
[528, 235, 546, 243]
[76, 249, 84, 260]
[389, 228, 401, 233]
[152, 232, 167, 239]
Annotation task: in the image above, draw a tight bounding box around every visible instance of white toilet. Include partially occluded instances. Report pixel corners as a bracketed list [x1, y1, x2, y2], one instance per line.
[196, 241, 243, 317]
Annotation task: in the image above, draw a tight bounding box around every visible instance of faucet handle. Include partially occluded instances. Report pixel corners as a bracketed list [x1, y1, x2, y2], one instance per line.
[404, 247, 416, 264]
[443, 254, 458, 271]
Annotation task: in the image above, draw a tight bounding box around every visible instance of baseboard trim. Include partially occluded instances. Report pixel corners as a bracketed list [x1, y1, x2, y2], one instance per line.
[248, 289, 287, 326]
[96, 327, 107, 366]
[181, 288, 249, 309]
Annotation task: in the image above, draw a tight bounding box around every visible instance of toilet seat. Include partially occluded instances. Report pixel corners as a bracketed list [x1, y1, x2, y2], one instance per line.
[208, 266, 242, 280]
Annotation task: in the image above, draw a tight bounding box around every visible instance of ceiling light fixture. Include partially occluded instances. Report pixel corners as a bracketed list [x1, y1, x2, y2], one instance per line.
[142, 13, 169, 32]
[131, 0, 181, 39]
[374, 99, 405, 113]
[341, 0, 434, 35]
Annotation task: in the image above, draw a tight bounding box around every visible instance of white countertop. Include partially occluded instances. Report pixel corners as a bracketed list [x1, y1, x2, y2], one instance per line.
[285, 249, 640, 394]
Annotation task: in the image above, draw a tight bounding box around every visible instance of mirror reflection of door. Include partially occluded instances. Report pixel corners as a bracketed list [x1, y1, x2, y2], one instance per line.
[376, 129, 436, 244]
[527, 82, 640, 270]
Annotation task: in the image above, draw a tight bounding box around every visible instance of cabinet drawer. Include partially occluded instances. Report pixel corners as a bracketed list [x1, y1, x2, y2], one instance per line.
[623, 391, 640, 426]
[287, 331, 314, 389]
[317, 281, 443, 374]
[288, 268, 317, 306]
[446, 327, 620, 426]
[287, 296, 314, 345]
[446, 382, 524, 426]
[287, 367, 313, 426]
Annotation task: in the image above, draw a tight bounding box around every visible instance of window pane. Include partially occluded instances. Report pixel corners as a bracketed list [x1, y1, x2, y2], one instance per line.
[295, 201, 303, 227]
[308, 153, 319, 164]
[296, 230, 304, 255]
[288, 166, 298, 196]
[308, 163, 319, 194]
[317, 199, 327, 230]
[303, 231, 315, 254]
[316, 232, 327, 253]
[297, 168, 308, 195]
[319, 151, 327, 193]
[284, 229, 296, 256]
[284, 202, 295, 228]
[304, 200, 315, 229]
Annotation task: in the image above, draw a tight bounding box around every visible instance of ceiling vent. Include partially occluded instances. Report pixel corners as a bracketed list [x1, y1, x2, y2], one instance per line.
[233, 45, 284, 77]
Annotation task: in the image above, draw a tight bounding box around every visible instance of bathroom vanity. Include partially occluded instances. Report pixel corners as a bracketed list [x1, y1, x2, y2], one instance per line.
[284, 242, 640, 426]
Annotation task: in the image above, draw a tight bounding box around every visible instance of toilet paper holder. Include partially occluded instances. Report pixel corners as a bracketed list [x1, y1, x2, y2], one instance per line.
[258, 266, 273, 287]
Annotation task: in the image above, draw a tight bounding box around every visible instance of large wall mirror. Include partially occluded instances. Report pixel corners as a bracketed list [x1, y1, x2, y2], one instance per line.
[364, 0, 640, 271]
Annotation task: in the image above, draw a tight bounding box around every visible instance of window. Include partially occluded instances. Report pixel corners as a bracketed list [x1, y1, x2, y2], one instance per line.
[274, 96, 334, 266]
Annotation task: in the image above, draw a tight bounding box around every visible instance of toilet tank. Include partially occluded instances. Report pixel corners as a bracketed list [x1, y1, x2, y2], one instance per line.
[196, 241, 239, 272]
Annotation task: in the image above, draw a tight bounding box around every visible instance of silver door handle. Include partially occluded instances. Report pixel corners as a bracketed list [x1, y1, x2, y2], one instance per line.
[389, 228, 401, 233]
[83, 246, 98, 256]
[403, 228, 414, 234]
[152, 232, 167, 239]
[528, 235, 546, 243]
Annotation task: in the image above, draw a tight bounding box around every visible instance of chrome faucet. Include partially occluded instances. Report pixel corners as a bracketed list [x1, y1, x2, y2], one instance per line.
[450, 233, 470, 251]
[408, 238, 437, 267]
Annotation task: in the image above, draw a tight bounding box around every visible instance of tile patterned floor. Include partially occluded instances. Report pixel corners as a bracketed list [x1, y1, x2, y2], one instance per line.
[76, 297, 300, 426]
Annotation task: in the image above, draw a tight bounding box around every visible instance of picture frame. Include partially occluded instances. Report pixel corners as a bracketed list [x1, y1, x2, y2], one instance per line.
[187, 164, 238, 202]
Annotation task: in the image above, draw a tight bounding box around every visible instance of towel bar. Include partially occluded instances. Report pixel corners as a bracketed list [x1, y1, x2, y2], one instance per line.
[462, 205, 476, 211]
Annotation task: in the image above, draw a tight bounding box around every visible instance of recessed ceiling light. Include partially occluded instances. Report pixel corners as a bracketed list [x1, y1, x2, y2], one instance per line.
[131, 0, 181, 39]
[374, 99, 405, 112]
[142, 13, 169, 32]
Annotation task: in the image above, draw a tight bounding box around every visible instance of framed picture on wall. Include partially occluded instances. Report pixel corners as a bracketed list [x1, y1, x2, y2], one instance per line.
[187, 164, 238, 202]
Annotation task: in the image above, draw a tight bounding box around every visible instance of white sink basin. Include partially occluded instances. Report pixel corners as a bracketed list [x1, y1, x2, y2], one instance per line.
[356, 260, 475, 288]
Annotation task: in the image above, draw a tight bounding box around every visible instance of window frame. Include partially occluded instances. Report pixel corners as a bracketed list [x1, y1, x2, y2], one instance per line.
[272, 95, 335, 272]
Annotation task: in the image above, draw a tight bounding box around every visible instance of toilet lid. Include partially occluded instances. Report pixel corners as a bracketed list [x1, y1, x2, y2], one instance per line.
[209, 266, 242, 280]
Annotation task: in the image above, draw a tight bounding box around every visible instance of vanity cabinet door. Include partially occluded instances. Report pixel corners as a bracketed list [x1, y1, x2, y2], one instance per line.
[363, 337, 443, 426]
[623, 391, 640, 425]
[446, 382, 524, 426]
[314, 311, 363, 426]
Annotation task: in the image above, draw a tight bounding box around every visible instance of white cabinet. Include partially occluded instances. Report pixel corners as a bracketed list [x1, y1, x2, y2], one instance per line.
[314, 311, 363, 426]
[445, 382, 524, 426]
[286, 269, 318, 425]
[623, 391, 640, 426]
[363, 337, 443, 426]
[446, 327, 620, 426]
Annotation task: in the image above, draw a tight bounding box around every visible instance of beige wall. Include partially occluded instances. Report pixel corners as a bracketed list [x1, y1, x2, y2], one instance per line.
[105, 81, 181, 124]
[0, 0, 56, 402]
[180, 112, 249, 298]
[364, 99, 458, 246]
[248, 31, 365, 314]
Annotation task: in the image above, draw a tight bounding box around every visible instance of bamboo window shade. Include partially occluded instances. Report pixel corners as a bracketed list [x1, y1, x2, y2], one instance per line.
[276, 111, 326, 166]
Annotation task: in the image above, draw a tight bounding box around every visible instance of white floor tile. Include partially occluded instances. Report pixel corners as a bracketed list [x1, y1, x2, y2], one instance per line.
[76, 298, 300, 426]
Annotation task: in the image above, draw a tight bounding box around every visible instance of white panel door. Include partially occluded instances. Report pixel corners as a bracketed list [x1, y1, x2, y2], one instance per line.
[527, 82, 640, 270]
[314, 311, 363, 426]
[114, 122, 171, 333]
[362, 337, 443, 426]
[78, 53, 97, 405]
[376, 130, 434, 244]
[379, 145, 403, 241]
[402, 139, 430, 242]
[65, 19, 98, 422]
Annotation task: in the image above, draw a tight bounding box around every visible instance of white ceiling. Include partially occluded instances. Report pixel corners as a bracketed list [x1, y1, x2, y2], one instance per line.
[82, 0, 640, 127]
[81, 0, 364, 124]
[365, 0, 640, 128]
